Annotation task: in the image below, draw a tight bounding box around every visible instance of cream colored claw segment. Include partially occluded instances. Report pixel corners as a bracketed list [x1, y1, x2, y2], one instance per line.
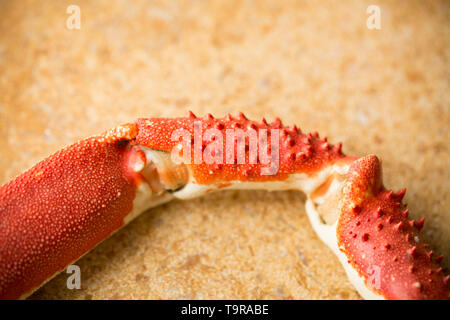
[123, 147, 178, 225]
[123, 146, 192, 225]
[172, 163, 353, 200]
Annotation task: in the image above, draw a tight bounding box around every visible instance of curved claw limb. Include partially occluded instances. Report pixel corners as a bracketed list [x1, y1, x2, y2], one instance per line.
[0, 113, 448, 300]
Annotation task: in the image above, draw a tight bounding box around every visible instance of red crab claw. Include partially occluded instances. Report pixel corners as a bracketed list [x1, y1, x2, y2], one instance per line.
[337, 155, 449, 300]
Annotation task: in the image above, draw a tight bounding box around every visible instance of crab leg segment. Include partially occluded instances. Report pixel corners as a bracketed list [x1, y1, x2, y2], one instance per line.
[134, 114, 349, 188]
[336, 155, 450, 300]
[0, 124, 176, 299]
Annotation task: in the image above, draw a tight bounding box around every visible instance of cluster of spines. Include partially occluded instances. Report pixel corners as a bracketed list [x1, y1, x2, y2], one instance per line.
[185, 111, 344, 169]
[187, 110, 284, 128]
[348, 187, 449, 293]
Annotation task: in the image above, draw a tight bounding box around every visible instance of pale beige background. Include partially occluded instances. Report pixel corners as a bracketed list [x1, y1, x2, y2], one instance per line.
[0, 0, 448, 299]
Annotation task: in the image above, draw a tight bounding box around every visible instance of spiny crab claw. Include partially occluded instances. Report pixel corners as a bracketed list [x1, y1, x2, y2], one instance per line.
[0, 112, 448, 300]
[308, 155, 449, 299]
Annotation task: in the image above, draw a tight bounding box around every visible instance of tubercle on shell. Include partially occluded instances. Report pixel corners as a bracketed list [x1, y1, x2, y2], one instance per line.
[134, 111, 349, 184]
[337, 155, 449, 300]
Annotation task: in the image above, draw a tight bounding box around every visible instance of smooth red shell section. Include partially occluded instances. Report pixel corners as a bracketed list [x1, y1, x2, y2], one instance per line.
[337, 155, 450, 300]
[0, 132, 139, 299]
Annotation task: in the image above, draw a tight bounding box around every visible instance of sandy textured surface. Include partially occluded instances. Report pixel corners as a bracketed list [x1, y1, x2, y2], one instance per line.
[0, 0, 448, 299]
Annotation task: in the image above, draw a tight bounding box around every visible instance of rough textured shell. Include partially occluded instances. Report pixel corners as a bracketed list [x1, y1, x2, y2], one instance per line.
[0, 126, 140, 299]
[337, 155, 449, 300]
[135, 112, 346, 184]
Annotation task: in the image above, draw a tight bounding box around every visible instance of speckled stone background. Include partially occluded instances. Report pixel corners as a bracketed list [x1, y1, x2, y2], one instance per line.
[0, 0, 448, 299]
